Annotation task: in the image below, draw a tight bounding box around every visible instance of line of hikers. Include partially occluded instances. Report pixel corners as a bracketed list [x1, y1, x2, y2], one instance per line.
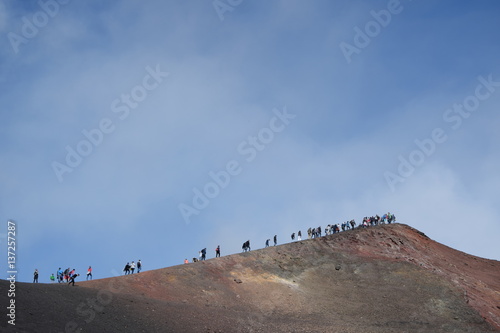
[34, 267, 82, 285]
[307, 213, 396, 238]
[47, 267, 88, 285]
[35, 260, 140, 284]
[35, 212, 396, 280]
[187, 245, 222, 263]
[265, 235, 278, 247]
[123, 260, 142, 275]
[32, 266, 91, 285]
[187, 212, 396, 262]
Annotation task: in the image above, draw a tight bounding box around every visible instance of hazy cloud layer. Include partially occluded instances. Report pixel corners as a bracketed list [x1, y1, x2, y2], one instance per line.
[1, 0, 499, 282]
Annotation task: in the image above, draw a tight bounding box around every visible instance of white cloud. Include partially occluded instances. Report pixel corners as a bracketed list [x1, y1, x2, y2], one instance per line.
[1, 1, 500, 282]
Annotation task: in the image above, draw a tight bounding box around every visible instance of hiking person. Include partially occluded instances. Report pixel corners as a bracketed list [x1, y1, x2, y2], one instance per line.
[242, 241, 249, 252]
[57, 267, 63, 283]
[265, 239, 270, 247]
[33, 269, 39, 283]
[215, 245, 221, 258]
[137, 260, 142, 273]
[273, 235, 277, 246]
[50, 273, 55, 282]
[184, 259, 189, 264]
[201, 248, 207, 260]
[123, 262, 131, 275]
[350, 220, 356, 229]
[63, 268, 70, 282]
[68, 273, 80, 286]
[307, 227, 312, 239]
[298, 230, 302, 241]
[130, 261, 136, 274]
[87, 266, 92, 280]
[291, 232, 295, 241]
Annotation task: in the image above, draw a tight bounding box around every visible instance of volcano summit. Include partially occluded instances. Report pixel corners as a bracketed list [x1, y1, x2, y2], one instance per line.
[1, 223, 499, 332]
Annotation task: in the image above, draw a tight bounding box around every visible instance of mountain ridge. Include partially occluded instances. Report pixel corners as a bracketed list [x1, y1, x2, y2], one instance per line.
[1, 223, 499, 332]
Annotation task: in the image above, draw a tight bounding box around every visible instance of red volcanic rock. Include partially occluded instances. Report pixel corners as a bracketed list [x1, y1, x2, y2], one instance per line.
[1, 224, 499, 332]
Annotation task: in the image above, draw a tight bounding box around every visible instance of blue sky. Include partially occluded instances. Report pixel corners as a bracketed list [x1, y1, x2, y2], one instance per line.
[1, 0, 499, 283]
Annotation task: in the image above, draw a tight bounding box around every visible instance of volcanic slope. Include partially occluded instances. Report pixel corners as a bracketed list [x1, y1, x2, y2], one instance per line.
[1, 223, 499, 333]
